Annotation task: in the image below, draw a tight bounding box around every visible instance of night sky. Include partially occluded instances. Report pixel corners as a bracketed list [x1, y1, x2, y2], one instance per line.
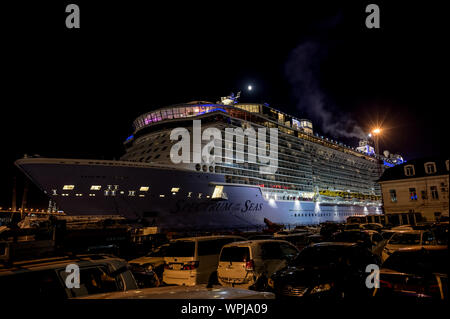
[1, 1, 447, 208]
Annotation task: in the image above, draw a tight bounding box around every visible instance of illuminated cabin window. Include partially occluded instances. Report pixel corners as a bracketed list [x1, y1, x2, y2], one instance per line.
[159, 194, 165, 198]
[212, 185, 224, 199]
[140, 186, 149, 192]
[171, 187, 180, 193]
[63, 185, 75, 190]
[75, 194, 83, 197]
[90, 185, 101, 190]
[89, 194, 96, 197]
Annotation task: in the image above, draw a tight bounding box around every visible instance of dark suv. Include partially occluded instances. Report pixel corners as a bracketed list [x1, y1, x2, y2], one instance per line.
[269, 242, 379, 300]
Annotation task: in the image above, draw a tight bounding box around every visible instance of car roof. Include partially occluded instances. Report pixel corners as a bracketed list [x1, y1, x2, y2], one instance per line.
[0, 254, 122, 275]
[390, 230, 422, 235]
[221, 239, 295, 247]
[171, 235, 246, 242]
[75, 285, 275, 299]
[310, 242, 357, 248]
[394, 245, 447, 253]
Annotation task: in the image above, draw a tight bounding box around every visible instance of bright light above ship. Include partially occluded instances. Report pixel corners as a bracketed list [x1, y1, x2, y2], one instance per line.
[372, 128, 381, 134]
[368, 133, 372, 138]
[247, 85, 252, 91]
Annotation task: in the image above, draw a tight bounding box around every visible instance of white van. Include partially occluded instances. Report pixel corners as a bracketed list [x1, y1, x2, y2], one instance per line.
[217, 240, 299, 290]
[163, 235, 245, 286]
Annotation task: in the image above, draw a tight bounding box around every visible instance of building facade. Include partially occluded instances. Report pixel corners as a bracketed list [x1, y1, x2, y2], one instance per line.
[378, 158, 449, 225]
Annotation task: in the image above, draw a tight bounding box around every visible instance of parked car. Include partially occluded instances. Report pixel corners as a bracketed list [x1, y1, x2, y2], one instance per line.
[390, 225, 414, 231]
[375, 246, 448, 300]
[360, 223, 384, 232]
[331, 230, 385, 257]
[320, 222, 344, 239]
[274, 229, 309, 236]
[272, 232, 313, 251]
[432, 222, 448, 245]
[269, 242, 379, 300]
[162, 235, 245, 286]
[381, 230, 438, 262]
[380, 229, 398, 241]
[0, 254, 138, 299]
[217, 240, 299, 290]
[247, 234, 274, 240]
[128, 243, 170, 287]
[305, 234, 325, 245]
[76, 284, 275, 299]
[344, 223, 364, 231]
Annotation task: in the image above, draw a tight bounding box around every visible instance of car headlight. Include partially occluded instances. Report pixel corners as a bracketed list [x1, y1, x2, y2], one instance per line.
[142, 263, 154, 271]
[309, 283, 332, 294]
[268, 278, 275, 289]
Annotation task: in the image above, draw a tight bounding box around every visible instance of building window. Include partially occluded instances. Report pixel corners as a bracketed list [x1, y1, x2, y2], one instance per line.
[140, 186, 149, 192]
[404, 165, 415, 176]
[63, 185, 75, 190]
[90, 185, 101, 190]
[430, 186, 439, 200]
[421, 190, 428, 200]
[409, 188, 417, 201]
[389, 189, 397, 203]
[424, 162, 436, 174]
[440, 182, 448, 199]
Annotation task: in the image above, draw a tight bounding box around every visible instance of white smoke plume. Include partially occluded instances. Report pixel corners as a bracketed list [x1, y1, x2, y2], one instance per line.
[285, 37, 365, 139]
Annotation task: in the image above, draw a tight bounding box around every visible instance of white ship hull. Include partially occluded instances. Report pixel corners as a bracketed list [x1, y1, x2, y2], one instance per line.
[16, 158, 382, 231]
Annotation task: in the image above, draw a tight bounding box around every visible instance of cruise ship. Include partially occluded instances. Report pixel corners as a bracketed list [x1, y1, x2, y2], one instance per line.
[15, 93, 404, 231]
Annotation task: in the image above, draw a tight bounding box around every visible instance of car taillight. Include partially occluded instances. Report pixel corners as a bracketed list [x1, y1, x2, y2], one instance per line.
[183, 261, 199, 270]
[245, 260, 254, 270]
[428, 284, 440, 293]
[380, 280, 392, 289]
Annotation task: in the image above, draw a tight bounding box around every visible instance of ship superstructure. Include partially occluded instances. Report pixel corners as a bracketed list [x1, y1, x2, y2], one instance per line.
[15, 94, 402, 231]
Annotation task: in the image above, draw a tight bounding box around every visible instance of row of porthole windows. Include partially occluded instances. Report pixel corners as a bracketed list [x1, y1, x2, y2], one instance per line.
[293, 213, 333, 217]
[292, 212, 358, 217]
[195, 164, 214, 173]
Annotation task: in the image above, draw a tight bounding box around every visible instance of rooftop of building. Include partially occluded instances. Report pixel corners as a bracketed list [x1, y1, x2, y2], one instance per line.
[378, 157, 449, 182]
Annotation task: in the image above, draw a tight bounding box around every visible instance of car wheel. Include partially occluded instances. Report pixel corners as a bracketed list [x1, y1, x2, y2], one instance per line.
[253, 275, 268, 291]
[207, 271, 218, 288]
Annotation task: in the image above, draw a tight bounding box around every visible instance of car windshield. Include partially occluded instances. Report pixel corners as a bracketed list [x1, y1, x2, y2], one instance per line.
[165, 241, 195, 257]
[147, 245, 168, 257]
[220, 247, 250, 262]
[388, 233, 421, 245]
[293, 246, 348, 267]
[381, 231, 394, 240]
[333, 232, 368, 242]
[383, 249, 448, 274]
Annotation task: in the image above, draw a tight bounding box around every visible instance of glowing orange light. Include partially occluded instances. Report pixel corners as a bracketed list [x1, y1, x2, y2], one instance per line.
[372, 128, 381, 134]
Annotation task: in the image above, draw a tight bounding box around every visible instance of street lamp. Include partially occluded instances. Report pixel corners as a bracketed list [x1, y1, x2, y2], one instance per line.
[371, 127, 383, 178]
[371, 128, 382, 155]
